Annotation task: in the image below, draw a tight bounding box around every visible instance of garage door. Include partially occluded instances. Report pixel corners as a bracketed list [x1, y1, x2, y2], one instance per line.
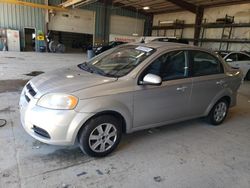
[48, 9, 95, 34]
[110, 15, 145, 36]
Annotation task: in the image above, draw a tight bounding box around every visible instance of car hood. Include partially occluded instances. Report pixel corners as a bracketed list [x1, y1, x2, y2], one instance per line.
[30, 65, 117, 98]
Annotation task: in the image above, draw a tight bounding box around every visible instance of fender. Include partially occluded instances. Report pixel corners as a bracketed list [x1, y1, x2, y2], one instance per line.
[75, 94, 134, 133]
[204, 87, 233, 116]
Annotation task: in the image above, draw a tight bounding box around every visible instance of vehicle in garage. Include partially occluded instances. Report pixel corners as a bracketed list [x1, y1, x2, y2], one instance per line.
[214, 50, 230, 58]
[151, 37, 189, 44]
[19, 42, 242, 157]
[94, 41, 127, 55]
[224, 51, 250, 80]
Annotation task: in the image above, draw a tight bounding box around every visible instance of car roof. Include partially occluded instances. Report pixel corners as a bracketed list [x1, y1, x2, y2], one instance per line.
[227, 51, 250, 56]
[127, 41, 202, 51]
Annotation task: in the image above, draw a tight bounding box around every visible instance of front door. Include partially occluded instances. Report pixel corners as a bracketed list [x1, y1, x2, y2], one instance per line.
[133, 50, 192, 128]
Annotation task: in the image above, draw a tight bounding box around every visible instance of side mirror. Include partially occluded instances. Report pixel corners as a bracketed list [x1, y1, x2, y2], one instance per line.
[226, 58, 233, 62]
[141, 74, 162, 86]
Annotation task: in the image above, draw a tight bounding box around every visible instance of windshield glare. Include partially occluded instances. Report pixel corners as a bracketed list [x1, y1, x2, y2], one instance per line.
[87, 45, 155, 77]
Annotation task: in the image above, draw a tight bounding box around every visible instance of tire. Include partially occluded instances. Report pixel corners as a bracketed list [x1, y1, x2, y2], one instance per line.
[78, 115, 122, 157]
[207, 99, 229, 126]
[49, 41, 58, 53]
[245, 70, 250, 81]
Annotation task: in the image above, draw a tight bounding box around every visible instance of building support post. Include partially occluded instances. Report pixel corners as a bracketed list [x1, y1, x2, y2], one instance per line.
[103, 0, 111, 44]
[144, 13, 153, 36]
[194, 6, 204, 46]
[94, 0, 112, 45]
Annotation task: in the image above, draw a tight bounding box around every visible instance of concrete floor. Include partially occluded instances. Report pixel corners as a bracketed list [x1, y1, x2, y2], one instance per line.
[0, 52, 249, 188]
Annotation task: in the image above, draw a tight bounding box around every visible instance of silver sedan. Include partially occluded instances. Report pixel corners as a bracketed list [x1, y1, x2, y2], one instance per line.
[19, 42, 242, 157]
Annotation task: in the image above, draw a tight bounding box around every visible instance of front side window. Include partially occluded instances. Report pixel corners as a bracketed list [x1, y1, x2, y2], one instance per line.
[226, 53, 237, 61]
[78, 45, 155, 77]
[190, 51, 223, 77]
[143, 50, 188, 81]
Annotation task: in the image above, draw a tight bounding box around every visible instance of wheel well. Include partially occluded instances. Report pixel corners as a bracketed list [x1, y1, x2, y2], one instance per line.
[220, 96, 231, 106]
[77, 111, 127, 141]
[245, 69, 250, 80]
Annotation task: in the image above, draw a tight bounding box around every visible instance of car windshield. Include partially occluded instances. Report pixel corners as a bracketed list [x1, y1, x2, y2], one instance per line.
[215, 51, 229, 58]
[79, 45, 155, 78]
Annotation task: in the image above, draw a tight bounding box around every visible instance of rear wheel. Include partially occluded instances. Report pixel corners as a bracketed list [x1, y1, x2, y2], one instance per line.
[207, 99, 229, 126]
[78, 115, 122, 157]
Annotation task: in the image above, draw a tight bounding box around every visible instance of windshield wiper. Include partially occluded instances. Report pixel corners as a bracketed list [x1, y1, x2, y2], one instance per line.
[107, 63, 133, 78]
[102, 72, 117, 78]
[92, 67, 117, 78]
[78, 62, 113, 77]
[78, 62, 119, 78]
[77, 62, 94, 73]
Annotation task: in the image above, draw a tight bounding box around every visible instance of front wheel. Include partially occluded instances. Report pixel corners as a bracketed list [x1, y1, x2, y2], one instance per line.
[207, 99, 229, 126]
[78, 115, 122, 157]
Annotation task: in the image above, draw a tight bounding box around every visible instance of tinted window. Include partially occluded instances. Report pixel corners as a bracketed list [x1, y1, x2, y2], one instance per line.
[143, 51, 188, 81]
[190, 51, 223, 76]
[226, 53, 237, 61]
[237, 53, 250, 61]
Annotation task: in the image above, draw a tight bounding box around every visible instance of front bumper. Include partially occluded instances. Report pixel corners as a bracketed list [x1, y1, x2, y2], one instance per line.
[19, 85, 92, 146]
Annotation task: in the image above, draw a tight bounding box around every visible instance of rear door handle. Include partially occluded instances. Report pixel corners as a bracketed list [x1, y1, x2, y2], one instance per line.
[216, 80, 225, 85]
[176, 86, 187, 91]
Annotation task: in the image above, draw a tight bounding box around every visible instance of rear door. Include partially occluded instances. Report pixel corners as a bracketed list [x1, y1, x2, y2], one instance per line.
[188, 50, 227, 117]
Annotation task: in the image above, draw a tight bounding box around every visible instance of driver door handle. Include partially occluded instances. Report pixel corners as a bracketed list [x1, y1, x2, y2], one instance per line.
[176, 86, 187, 91]
[216, 80, 225, 85]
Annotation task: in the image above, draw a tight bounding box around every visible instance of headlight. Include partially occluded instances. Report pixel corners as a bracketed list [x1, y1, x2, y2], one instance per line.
[37, 93, 78, 110]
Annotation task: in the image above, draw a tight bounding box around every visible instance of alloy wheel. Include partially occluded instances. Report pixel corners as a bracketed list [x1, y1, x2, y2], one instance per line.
[213, 102, 227, 122]
[88, 123, 117, 153]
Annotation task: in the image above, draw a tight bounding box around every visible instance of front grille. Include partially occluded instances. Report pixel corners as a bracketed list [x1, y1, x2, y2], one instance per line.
[26, 83, 37, 97]
[32, 125, 51, 139]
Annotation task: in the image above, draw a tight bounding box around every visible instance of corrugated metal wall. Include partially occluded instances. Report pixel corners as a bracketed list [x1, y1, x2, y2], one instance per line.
[84, 2, 107, 44]
[0, 0, 150, 50]
[111, 6, 146, 20]
[50, 1, 149, 44]
[0, 0, 45, 50]
[84, 2, 148, 44]
[48, 0, 62, 6]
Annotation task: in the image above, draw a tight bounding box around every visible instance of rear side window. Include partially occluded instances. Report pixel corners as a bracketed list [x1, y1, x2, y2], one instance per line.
[237, 53, 250, 61]
[190, 51, 223, 77]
